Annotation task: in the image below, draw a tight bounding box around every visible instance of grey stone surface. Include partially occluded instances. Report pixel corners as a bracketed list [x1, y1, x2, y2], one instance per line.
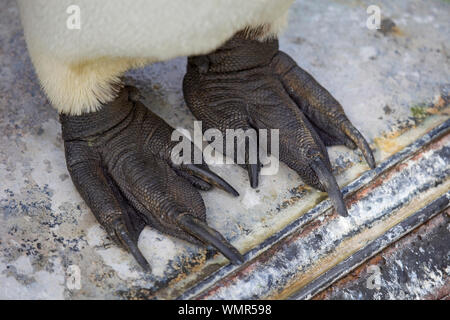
[0, 0, 448, 299]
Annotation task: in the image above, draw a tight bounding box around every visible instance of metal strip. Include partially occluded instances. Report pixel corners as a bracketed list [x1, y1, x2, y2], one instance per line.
[290, 192, 449, 300]
[179, 119, 450, 300]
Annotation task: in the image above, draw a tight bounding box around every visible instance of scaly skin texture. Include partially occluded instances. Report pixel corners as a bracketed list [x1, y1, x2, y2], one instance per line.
[60, 86, 243, 271]
[183, 32, 376, 217]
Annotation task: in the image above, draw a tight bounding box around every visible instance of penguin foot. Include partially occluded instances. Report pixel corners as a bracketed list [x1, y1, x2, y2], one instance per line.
[183, 32, 375, 217]
[60, 86, 243, 271]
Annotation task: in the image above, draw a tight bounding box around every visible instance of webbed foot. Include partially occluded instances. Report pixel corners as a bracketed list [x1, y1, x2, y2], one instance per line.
[61, 86, 243, 271]
[183, 32, 375, 217]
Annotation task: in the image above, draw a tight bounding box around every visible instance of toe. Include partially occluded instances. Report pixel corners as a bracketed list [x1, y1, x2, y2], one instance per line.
[248, 162, 260, 189]
[310, 159, 348, 217]
[176, 163, 239, 197]
[173, 169, 213, 191]
[183, 63, 265, 188]
[248, 87, 348, 216]
[113, 218, 151, 271]
[340, 121, 376, 169]
[64, 141, 151, 271]
[272, 51, 376, 169]
[136, 103, 240, 196]
[177, 214, 244, 265]
[108, 150, 242, 263]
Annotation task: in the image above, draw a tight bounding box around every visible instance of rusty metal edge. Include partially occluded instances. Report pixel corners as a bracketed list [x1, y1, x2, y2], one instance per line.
[289, 191, 450, 300]
[178, 118, 450, 300]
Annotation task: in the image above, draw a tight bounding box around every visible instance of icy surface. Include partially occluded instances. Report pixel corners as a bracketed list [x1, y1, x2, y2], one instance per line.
[0, 0, 449, 298]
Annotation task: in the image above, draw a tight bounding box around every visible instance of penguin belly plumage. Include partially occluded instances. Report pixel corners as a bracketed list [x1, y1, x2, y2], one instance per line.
[17, 0, 293, 114]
